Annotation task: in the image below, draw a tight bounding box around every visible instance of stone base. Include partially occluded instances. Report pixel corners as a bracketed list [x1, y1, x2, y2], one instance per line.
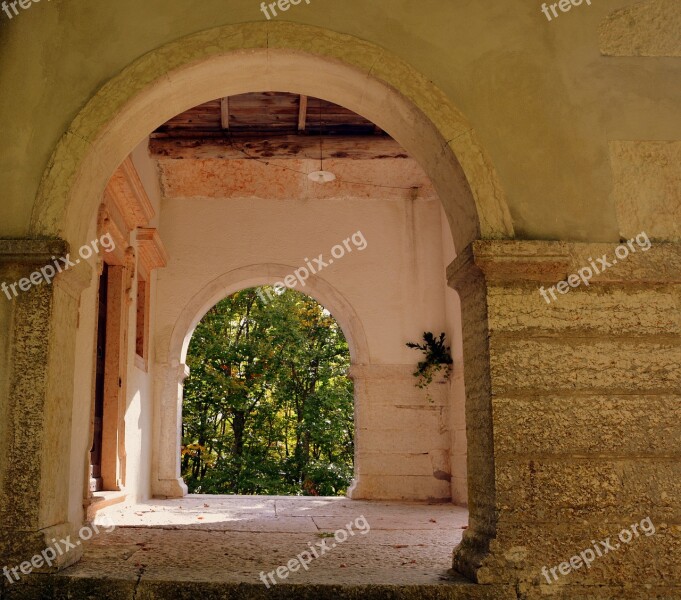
[0, 522, 83, 576]
[84, 491, 127, 521]
[348, 474, 452, 502]
[151, 478, 188, 499]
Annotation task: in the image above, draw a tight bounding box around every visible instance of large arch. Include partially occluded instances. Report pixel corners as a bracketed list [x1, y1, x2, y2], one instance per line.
[154, 264, 370, 501]
[10, 23, 501, 581]
[30, 23, 513, 252]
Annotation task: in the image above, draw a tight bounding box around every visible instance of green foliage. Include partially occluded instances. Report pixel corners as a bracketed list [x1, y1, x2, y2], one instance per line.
[406, 332, 453, 396]
[181, 287, 354, 496]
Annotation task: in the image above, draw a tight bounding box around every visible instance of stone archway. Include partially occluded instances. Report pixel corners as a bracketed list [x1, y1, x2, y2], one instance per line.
[3, 23, 506, 580]
[153, 264, 370, 498]
[30, 24, 513, 252]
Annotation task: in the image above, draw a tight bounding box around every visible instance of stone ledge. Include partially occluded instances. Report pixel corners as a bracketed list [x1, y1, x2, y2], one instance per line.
[0, 239, 69, 265]
[448, 241, 681, 285]
[85, 491, 127, 521]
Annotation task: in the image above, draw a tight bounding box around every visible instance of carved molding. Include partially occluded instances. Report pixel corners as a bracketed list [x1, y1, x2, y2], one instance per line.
[105, 157, 155, 231]
[98, 207, 128, 267]
[98, 157, 156, 269]
[137, 228, 169, 279]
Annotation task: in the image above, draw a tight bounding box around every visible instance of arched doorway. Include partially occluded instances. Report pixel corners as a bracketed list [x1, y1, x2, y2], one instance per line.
[6, 24, 507, 579]
[159, 265, 370, 500]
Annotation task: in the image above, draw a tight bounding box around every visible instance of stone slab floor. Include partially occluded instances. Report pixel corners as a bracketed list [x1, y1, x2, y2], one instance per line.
[5, 497, 524, 599]
[86, 496, 469, 586]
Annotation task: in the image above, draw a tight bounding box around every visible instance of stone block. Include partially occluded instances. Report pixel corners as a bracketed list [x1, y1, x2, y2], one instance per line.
[352, 475, 451, 501]
[487, 284, 681, 336]
[358, 427, 449, 454]
[480, 520, 680, 588]
[495, 458, 681, 521]
[493, 395, 681, 456]
[490, 338, 681, 395]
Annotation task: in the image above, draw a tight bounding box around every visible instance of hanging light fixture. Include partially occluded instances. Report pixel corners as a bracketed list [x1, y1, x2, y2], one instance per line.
[308, 98, 336, 183]
[308, 169, 336, 183]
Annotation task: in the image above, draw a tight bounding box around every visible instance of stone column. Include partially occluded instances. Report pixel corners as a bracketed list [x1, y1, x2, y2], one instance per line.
[0, 239, 91, 572]
[452, 240, 681, 595]
[447, 245, 497, 581]
[151, 361, 189, 498]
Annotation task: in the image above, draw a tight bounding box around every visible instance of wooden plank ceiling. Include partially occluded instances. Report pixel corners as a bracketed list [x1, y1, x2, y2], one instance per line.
[150, 92, 407, 161]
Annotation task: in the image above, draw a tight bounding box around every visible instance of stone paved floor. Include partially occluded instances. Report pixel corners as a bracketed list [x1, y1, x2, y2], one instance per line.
[69, 495, 469, 586]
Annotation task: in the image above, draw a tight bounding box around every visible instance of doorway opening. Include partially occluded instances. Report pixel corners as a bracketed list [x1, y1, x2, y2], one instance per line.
[89, 263, 108, 492]
[181, 286, 354, 496]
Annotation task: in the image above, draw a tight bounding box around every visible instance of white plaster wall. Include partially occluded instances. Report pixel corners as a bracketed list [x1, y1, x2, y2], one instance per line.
[124, 142, 163, 503]
[156, 196, 447, 364]
[153, 191, 463, 501]
[441, 206, 468, 505]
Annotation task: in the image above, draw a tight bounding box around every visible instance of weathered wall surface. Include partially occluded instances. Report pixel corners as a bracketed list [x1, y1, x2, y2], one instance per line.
[452, 240, 681, 597]
[0, 1, 680, 242]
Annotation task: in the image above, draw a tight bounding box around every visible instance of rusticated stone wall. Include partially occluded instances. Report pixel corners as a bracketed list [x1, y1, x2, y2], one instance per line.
[450, 240, 681, 599]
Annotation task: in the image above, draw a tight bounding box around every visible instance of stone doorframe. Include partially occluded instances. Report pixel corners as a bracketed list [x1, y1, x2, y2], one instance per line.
[1, 23, 512, 580]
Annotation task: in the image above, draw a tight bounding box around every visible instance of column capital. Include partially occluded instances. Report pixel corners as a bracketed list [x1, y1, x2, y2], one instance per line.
[0, 238, 69, 265]
[448, 240, 570, 287]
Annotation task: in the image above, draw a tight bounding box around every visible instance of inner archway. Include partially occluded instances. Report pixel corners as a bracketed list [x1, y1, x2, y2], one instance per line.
[181, 286, 354, 497]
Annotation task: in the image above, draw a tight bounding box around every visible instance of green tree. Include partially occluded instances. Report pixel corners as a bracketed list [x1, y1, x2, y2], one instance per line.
[181, 287, 354, 495]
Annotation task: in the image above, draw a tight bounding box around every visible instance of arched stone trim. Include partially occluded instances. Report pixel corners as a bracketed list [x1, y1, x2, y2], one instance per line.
[153, 264, 370, 498]
[169, 264, 370, 367]
[29, 23, 513, 253]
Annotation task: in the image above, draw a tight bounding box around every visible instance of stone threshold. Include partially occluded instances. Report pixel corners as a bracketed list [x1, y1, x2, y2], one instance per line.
[84, 490, 128, 521]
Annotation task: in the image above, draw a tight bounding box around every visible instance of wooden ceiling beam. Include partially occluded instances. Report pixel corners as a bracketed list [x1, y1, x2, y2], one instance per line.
[298, 95, 308, 133]
[149, 135, 409, 161]
[220, 97, 230, 130]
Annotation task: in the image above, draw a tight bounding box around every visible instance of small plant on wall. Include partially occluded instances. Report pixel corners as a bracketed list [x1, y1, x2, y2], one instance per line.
[406, 332, 453, 399]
